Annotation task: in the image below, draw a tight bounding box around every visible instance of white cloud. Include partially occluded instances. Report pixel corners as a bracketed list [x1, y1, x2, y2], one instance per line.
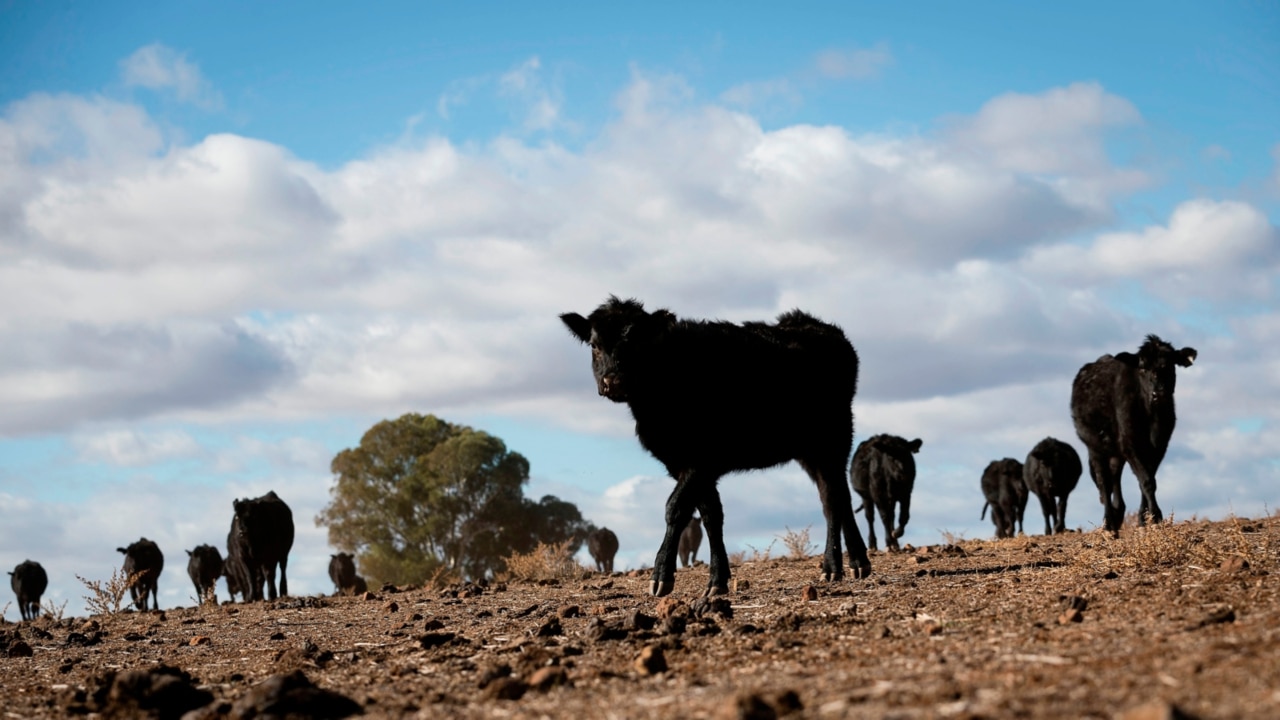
[1024, 198, 1279, 302]
[119, 44, 223, 110]
[75, 429, 202, 466]
[814, 44, 893, 80]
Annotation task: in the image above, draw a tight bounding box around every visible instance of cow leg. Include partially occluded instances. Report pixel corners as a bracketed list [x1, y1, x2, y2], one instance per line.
[1128, 454, 1163, 526]
[697, 488, 731, 596]
[651, 471, 706, 597]
[279, 558, 289, 598]
[1088, 450, 1125, 536]
[810, 456, 871, 581]
[1036, 492, 1056, 536]
[266, 562, 279, 601]
[894, 494, 911, 543]
[874, 495, 898, 552]
[1055, 493, 1069, 534]
[857, 493, 878, 551]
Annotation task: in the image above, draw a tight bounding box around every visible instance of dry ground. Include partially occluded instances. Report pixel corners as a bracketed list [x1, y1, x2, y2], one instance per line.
[2, 514, 1278, 719]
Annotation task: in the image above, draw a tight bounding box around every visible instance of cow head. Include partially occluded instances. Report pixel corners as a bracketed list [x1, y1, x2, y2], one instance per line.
[561, 296, 676, 403]
[1117, 335, 1198, 404]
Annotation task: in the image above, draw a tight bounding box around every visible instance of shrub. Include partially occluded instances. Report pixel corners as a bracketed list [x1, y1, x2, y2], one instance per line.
[501, 540, 584, 582]
[78, 569, 142, 615]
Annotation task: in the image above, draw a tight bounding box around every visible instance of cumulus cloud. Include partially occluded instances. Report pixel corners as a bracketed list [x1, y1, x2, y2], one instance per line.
[1024, 199, 1279, 302]
[120, 44, 223, 110]
[74, 429, 202, 466]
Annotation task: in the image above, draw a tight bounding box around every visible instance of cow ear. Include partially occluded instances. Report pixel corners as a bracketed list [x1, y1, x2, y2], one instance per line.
[117, 547, 127, 554]
[1114, 352, 1140, 368]
[908, 439, 923, 453]
[560, 313, 592, 343]
[1177, 347, 1197, 367]
[186, 550, 193, 557]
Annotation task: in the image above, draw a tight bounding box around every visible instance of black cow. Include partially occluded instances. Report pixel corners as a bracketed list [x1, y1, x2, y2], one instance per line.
[678, 516, 703, 567]
[1071, 335, 1197, 535]
[9, 560, 48, 622]
[562, 297, 870, 597]
[980, 459, 1027, 539]
[230, 491, 295, 601]
[851, 434, 923, 552]
[328, 553, 366, 595]
[223, 515, 251, 603]
[186, 545, 224, 603]
[1024, 437, 1083, 535]
[586, 527, 619, 574]
[118, 538, 164, 611]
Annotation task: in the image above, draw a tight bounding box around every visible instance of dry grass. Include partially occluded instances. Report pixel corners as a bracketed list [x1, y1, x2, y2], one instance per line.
[77, 569, 142, 616]
[778, 525, 816, 560]
[1071, 515, 1276, 576]
[425, 564, 461, 591]
[39, 598, 68, 622]
[743, 539, 777, 563]
[501, 540, 585, 582]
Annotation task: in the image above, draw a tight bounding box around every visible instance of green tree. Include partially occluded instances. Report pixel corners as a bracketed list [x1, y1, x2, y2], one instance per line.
[316, 413, 594, 585]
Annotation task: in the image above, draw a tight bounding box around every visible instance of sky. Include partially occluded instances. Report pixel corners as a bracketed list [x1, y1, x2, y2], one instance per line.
[1, 1, 1278, 619]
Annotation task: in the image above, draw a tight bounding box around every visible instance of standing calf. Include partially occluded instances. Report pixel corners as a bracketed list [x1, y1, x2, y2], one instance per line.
[118, 538, 164, 611]
[186, 545, 224, 603]
[230, 491, 295, 601]
[329, 553, 367, 595]
[9, 560, 48, 622]
[851, 434, 922, 552]
[1023, 437, 1083, 535]
[562, 297, 870, 596]
[587, 527, 619, 574]
[980, 459, 1027, 539]
[679, 516, 703, 567]
[1071, 335, 1197, 535]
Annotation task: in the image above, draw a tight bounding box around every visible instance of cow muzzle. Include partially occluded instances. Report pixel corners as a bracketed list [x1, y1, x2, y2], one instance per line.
[598, 375, 627, 402]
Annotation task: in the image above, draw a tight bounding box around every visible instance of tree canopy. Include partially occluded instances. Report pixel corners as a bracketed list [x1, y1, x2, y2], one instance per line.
[316, 413, 594, 585]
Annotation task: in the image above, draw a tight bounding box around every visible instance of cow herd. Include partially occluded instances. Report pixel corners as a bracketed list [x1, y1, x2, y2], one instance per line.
[7, 490, 299, 619]
[562, 297, 1198, 596]
[6, 299, 1199, 619]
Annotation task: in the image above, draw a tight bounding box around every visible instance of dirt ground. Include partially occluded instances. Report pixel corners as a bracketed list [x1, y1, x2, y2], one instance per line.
[2, 514, 1277, 719]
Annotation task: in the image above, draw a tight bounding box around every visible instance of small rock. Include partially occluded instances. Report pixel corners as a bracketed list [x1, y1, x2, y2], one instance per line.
[1116, 699, 1199, 720]
[655, 597, 687, 620]
[801, 586, 819, 602]
[770, 689, 803, 715]
[188, 636, 212, 646]
[383, 600, 399, 613]
[423, 618, 445, 631]
[718, 692, 778, 720]
[476, 663, 512, 689]
[911, 555, 929, 564]
[558, 605, 581, 619]
[230, 670, 362, 719]
[80, 620, 101, 633]
[733, 578, 751, 592]
[662, 615, 688, 636]
[360, 591, 378, 601]
[634, 645, 667, 676]
[1058, 608, 1084, 624]
[624, 609, 656, 631]
[690, 597, 733, 620]
[533, 618, 563, 637]
[527, 665, 570, 691]
[1187, 606, 1235, 630]
[7, 640, 33, 657]
[485, 676, 526, 700]
[419, 632, 458, 649]
[99, 665, 213, 719]
[584, 617, 627, 643]
[1219, 557, 1250, 573]
[1059, 594, 1089, 612]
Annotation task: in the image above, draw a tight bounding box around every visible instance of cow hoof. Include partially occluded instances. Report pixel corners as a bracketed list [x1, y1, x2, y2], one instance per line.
[851, 562, 872, 580]
[705, 583, 730, 597]
[650, 580, 674, 597]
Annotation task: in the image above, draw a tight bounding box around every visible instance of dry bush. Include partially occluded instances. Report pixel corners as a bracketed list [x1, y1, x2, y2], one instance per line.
[778, 525, 815, 560]
[744, 539, 777, 563]
[1, 601, 10, 622]
[939, 529, 967, 545]
[727, 550, 746, 566]
[425, 564, 461, 591]
[501, 540, 584, 582]
[39, 599, 68, 622]
[78, 569, 142, 616]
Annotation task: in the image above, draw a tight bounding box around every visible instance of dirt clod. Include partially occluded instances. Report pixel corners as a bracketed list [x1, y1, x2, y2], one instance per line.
[634, 645, 667, 676]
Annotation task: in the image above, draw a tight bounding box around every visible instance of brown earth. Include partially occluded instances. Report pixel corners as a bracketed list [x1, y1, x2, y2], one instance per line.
[2, 514, 1278, 719]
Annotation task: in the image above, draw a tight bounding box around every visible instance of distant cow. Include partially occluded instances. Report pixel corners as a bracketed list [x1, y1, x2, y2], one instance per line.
[1071, 335, 1197, 535]
[223, 515, 251, 603]
[587, 527, 619, 574]
[563, 297, 870, 597]
[679, 516, 703, 567]
[1024, 437, 1083, 535]
[328, 553, 367, 595]
[118, 538, 164, 611]
[851, 434, 923, 552]
[9, 560, 48, 622]
[230, 491, 295, 601]
[186, 545, 224, 603]
[980, 459, 1027, 539]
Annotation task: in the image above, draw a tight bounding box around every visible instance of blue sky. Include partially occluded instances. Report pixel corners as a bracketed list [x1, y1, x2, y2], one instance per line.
[1, 1, 1277, 617]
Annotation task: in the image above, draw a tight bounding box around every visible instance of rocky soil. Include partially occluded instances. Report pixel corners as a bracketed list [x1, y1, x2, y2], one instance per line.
[2, 514, 1278, 719]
